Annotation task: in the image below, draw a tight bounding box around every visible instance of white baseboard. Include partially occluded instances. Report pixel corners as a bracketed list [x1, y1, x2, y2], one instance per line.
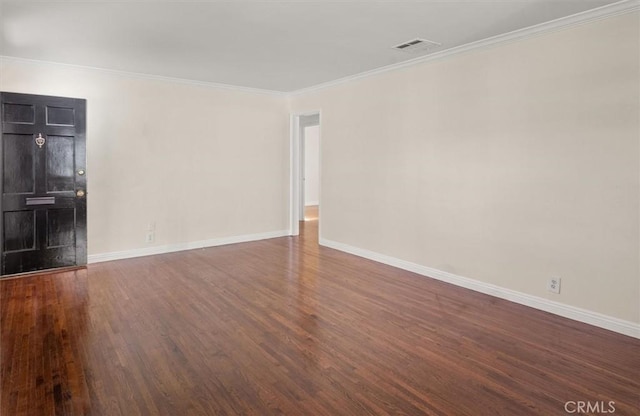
[319, 238, 640, 339]
[305, 201, 319, 207]
[88, 230, 290, 264]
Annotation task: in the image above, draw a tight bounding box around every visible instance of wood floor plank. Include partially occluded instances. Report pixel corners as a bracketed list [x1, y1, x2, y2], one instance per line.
[1, 219, 639, 415]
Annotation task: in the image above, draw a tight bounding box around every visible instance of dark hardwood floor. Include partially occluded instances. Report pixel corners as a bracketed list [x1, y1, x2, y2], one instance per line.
[2, 219, 639, 415]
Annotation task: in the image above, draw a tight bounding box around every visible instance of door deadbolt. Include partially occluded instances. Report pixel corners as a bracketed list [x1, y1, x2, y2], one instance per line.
[77, 169, 85, 176]
[76, 190, 85, 197]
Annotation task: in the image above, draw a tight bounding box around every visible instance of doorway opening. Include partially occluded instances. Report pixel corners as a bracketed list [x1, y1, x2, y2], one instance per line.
[289, 111, 320, 237]
[303, 121, 320, 222]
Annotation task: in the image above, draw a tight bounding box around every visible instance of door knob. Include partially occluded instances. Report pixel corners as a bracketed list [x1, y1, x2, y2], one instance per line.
[77, 169, 85, 176]
[76, 190, 85, 197]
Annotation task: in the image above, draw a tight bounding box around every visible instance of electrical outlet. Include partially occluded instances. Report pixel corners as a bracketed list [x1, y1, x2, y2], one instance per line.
[145, 222, 156, 243]
[547, 277, 561, 294]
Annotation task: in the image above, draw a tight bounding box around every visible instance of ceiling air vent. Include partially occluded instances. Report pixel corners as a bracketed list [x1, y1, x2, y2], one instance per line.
[393, 38, 441, 54]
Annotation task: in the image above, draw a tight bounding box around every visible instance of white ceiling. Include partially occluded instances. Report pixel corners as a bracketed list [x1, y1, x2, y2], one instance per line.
[0, 0, 626, 92]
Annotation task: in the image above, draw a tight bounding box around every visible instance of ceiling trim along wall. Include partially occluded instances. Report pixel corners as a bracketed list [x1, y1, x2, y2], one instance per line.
[1, 0, 637, 97]
[290, 0, 640, 96]
[0, 55, 287, 97]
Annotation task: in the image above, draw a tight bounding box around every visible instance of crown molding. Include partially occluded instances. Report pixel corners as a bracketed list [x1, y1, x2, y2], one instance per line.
[289, 0, 640, 96]
[0, 55, 286, 97]
[1, 1, 637, 97]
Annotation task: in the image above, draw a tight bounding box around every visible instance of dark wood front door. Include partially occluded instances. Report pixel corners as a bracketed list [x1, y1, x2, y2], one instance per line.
[1, 92, 87, 276]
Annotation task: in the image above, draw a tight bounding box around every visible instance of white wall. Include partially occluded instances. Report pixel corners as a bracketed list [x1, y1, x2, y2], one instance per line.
[291, 12, 640, 325]
[1, 11, 637, 333]
[0, 58, 290, 256]
[304, 125, 320, 206]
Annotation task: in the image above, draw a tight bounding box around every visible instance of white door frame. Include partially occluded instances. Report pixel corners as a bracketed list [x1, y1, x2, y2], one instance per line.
[289, 110, 321, 236]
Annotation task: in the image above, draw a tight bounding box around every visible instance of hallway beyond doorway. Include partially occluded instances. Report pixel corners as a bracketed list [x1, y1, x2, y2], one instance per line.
[304, 205, 318, 221]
